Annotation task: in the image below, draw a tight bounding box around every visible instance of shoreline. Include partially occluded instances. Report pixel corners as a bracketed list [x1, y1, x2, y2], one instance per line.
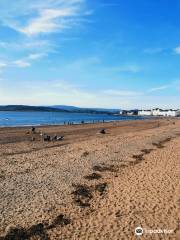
[0, 116, 170, 129]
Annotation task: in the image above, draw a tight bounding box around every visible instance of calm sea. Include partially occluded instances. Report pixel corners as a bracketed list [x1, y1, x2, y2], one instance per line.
[0, 111, 146, 127]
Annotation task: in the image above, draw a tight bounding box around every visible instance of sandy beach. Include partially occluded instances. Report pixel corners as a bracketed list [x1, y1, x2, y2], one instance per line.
[0, 118, 179, 239]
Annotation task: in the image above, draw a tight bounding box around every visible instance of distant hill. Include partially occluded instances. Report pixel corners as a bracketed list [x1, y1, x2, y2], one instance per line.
[0, 105, 120, 114]
[52, 105, 82, 111]
[52, 105, 120, 113]
[0, 105, 69, 112]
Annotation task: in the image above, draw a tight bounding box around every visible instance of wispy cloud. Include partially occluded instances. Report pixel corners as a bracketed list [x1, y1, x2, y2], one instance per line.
[0, 40, 52, 51]
[19, 8, 78, 36]
[1, 0, 87, 37]
[109, 64, 142, 73]
[103, 89, 143, 97]
[100, 3, 121, 7]
[28, 53, 47, 60]
[0, 62, 7, 69]
[148, 85, 170, 92]
[173, 46, 180, 54]
[12, 52, 47, 68]
[0, 62, 7, 73]
[13, 60, 31, 68]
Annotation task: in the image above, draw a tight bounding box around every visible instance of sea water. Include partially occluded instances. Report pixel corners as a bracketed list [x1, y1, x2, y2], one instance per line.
[0, 111, 146, 127]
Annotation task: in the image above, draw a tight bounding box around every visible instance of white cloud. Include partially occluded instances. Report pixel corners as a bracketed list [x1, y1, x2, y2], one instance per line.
[173, 46, 180, 54]
[0, 62, 7, 68]
[103, 89, 143, 97]
[28, 53, 47, 60]
[0, 52, 47, 70]
[0, 62, 7, 73]
[19, 8, 77, 36]
[109, 65, 142, 73]
[148, 85, 170, 92]
[13, 60, 31, 68]
[0, 40, 52, 51]
[0, 0, 87, 37]
[12, 52, 47, 68]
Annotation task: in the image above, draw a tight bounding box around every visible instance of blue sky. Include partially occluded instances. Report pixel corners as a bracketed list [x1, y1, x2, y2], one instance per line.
[0, 0, 180, 109]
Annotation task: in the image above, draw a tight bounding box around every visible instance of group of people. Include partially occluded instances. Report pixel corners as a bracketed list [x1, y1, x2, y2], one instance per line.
[30, 125, 106, 142]
[31, 127, 64, 142]
[63, 120, 105, 125]
[42, 134, 64, 142]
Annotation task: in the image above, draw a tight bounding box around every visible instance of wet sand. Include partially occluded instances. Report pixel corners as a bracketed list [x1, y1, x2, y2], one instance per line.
[0, 118, 179, 239]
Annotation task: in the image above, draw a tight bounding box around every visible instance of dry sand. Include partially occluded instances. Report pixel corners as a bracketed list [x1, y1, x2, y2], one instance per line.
[0, 119, 179, 239]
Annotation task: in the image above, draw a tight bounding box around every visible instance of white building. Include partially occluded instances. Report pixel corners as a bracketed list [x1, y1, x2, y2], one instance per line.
[176, 110, 180, 116]
[138, 110, 152, 116]
[152, 108, 178, 117]
[138, 108, 180, 117]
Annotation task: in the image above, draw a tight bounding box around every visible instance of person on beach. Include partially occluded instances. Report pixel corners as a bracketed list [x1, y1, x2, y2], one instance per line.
[31, 127, 36, 133]
[100, 129, 106, 134]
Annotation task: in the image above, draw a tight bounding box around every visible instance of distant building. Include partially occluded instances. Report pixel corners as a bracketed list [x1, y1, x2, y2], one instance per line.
[121, 110, 138, 116]
[138, 110, 152, 116]
[176, 110, 180, 116]
[138, 108, 180, 117]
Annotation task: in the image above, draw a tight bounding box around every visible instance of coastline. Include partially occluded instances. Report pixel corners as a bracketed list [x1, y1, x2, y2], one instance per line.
[0, 111, 150, 128]
[0, 118, 179, 239]
[0, 115, 166, 129]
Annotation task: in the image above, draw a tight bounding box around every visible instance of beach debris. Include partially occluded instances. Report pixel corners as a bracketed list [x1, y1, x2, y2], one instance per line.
[152, 142, 164, 148]
[72, 184, 92, 199]
[152, 137, 172, 149]
[84, 172, 102, 180]
[141, 149, 153, 155]
[0, 226, 28, 240]
[115, 210, 123, 218]
[2, 223, 49, 240]
[0, 170, 5, 180]
[160, 137, 171, 144]
[3, 226, 28, 240]
[131, 137, 172, 166]
[82, 151, 89, 157]
[1, 213, 71, 240]
[93, 164, 118, 172]
[27, 223, 47, 239]
[100, 129, 106, 134]
[95, 183, 107, 195]
[47, 214, 71, 230]
[131, 154, 144, 165]
[132, 154, 144, 161]
[71, 184, 92, 208]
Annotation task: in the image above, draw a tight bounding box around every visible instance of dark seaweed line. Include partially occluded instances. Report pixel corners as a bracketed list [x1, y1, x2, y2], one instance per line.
[0, 214, 71, 240]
